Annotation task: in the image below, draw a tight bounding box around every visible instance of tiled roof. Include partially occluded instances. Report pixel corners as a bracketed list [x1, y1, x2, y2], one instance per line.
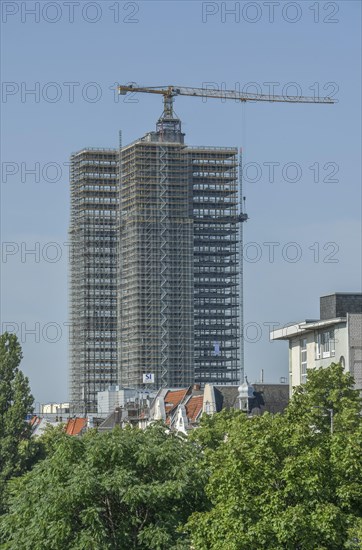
[164, 389, 189, 412]
[185, 395, 203, 423]
[65, 418, 87, 436]
[29, 415, 41, 428]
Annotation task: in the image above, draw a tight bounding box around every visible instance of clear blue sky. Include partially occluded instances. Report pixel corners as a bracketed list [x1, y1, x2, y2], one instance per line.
[1, 1, 361, 407]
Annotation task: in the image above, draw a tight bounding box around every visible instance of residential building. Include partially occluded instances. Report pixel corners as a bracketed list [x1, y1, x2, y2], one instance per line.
[98, 393, 152, 432]
[64, 418, 87, 436]
[270, 293, 362, 394]
[149, 382, 289, 432]
[30, 416, 62, 437]
[41, 402, 70, 415]
[71, 381, 289, 434]
[97, 385, 156, 416]
[29, 415, 88, 437]
[202, 382, 289, 416]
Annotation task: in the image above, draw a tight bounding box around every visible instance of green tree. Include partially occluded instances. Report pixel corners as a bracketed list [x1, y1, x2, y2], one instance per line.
[0, 333, 35, 512]
[187, 363, 362, 550]
[0, 424, 208, 549]
[286, 362, 361, 435]
[36, 422, 67, 458]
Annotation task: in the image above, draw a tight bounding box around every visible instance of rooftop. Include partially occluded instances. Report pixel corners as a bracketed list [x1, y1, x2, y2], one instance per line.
[270, 318, 346, 341]
[164, 389, 190, 412]
[185, 395, 204, 423]
[65, 418, 87, 436]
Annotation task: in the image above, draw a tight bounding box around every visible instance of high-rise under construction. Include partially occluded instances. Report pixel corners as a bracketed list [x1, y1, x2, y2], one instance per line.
[69, 109, 243, 412]
[118, 112, 194, 389]
[69, 148, 119, 413]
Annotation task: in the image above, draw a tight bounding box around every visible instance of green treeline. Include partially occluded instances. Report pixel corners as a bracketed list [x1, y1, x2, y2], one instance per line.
[0, 333, 361, 549]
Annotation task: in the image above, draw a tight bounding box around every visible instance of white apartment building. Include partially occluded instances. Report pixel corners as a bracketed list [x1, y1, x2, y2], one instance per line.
[97, 386, 157, 416]
[41, 402, 70, 415]
[271, 293, 362, 394]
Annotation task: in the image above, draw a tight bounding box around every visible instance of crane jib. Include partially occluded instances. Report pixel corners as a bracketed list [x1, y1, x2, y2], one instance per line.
[117, 84, 334, 104]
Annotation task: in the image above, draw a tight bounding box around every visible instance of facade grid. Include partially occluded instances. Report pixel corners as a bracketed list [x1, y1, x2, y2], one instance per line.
[189, 147, 240, 384]
[69, 149, 119, 413]
[69, 116, 245, 411]
[118, 134, 194, 388]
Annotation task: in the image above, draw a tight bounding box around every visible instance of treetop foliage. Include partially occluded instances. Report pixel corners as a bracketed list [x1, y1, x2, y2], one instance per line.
[187, 364, 362, 549]
[0, 333, 36, 513]
[0, 347, 361, 550]
[0, 424, 208, 549]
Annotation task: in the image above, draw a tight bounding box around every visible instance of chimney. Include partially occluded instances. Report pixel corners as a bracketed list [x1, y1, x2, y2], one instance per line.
[115, 407, 121, 424]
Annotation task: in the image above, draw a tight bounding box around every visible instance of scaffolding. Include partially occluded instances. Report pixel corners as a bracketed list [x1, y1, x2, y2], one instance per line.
[118, 128, 194, 389]
[69, 118, 245, 408]
[69, 148, 119, 413]
[189, 147, 241, 385]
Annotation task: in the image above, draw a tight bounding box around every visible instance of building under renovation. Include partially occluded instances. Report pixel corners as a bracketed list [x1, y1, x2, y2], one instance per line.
[69, 148, 119, 413]
[190, 144, 242, 386]
[69, 109, 245, 412]
[118, 115, 194, 389]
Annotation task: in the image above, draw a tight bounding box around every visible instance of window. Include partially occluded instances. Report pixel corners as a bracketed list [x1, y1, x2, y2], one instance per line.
[300, 338, 307, 384]
[323, 331, 330, 357]
[316, 333, 322, 359]
[315, 329, 335, 359]
[330, 330, 335, 355]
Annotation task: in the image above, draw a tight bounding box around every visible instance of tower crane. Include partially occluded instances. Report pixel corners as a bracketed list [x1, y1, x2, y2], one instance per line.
[118, 83, 334, 117]
[117, 83, 334, 385]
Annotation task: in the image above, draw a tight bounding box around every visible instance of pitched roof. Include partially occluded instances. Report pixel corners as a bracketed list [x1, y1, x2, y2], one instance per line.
[185, 395, 203, 423]
[29, 415, 41, 428]
[164, 389, 189, 413]
[253, 384, 289, 414]
[214, 386, 239, 411]
[65, 418, 87, 436]
[98, 408, 125, 431]
[213, 384, 289, 414]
